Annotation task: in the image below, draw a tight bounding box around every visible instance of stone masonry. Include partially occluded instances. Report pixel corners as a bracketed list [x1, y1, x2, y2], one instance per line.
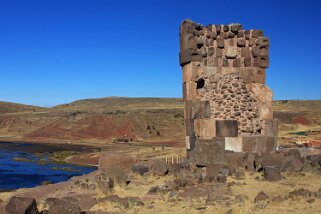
[179, 19, 278, 166]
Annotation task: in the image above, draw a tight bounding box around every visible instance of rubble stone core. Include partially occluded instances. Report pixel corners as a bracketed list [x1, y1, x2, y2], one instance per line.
[179, 19, 278, 166]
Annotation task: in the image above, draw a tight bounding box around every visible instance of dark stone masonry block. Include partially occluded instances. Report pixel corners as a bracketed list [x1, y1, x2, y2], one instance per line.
[192, 101, 211, 119]
[215, 120, 238, 137]
[185, 119, 195, 136]
[251, 30, 264, 38]
[256, 37, 270, 47]
[179, 50, 191, 66]
[242, 136, 257, 152]
[237, 38, 246, 47]
[194, 137, 225, 166]
[231, 23, 242, 32]
[217, 38, 225, 48]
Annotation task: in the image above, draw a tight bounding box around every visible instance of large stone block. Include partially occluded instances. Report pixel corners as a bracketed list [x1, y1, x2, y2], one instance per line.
[180, 28, 191, 52]
[185, 119, 195, 136]
[186, 135, 196, 150]
[240, 68, 266, 84]
[259, 47, 269, 57]
[225, 152, 244, 173]
[182, 62, 199, 82]
[215, 120, 238, 137]
[193, 101, 211, 119]
[241, 136, 277, 152]
[256, 37, 269, 47]
[217, 37, 225, 48]
[263, 119, 278, 136]
[244, 58, 252, 67]
[237, 38, 246, 47]
[251, 30, 264, 38]
[194, 118, 216, 139]
[225, 47, 237, 59]
[183, 81, 198, 101]
[258, 101, 273, 121]
[246, 83, 272, 102]
[225, 137, 242, 152]
[184, 100, 211, 119]
[265, 136, 277, 152]
[230, 23, 242, 32]
[242, 136, 257, 152]
[256, 136, 267, 152]
[253, 56, 269, 68]
[179, 50, 191, 66]
[194, 137, 225, 166]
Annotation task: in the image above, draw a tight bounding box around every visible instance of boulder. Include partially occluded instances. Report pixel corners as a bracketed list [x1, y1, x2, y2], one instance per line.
[5, 197, 39, 214]
[43, 197, 81, 214]
[132, 165, 149, 176]
[151, 159, 169, 176]
[281, 156, 303, 173]
[306, 154, 321, 167]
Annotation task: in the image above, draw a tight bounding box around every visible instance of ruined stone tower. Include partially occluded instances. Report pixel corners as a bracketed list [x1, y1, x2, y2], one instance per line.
[179, 19, 278, 166]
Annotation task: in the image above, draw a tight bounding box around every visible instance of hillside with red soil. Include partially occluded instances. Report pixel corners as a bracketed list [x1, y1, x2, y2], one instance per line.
[0, 98, 320, 145]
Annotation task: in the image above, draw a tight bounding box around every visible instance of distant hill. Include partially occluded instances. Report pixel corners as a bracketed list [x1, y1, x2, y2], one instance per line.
[0, 101, 46, 114]
[0, 97, 320, 144]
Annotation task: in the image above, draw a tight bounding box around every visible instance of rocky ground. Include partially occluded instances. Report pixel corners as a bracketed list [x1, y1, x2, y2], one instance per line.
[1, 142, 321, 214]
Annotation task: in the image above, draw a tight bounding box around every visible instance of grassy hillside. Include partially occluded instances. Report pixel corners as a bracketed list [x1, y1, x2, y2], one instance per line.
[0, 97, 320, 144]
[0, 101, 46, 114]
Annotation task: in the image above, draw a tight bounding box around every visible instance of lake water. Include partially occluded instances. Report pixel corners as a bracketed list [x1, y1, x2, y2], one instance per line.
[0, 142, 97, 191]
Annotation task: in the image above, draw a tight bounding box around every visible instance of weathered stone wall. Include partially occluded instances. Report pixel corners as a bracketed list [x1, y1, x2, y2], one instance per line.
[180, 19, 278, 166]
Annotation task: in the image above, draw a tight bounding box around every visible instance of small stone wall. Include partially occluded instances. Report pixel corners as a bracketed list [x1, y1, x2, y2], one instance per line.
[179, 19, 278, 166]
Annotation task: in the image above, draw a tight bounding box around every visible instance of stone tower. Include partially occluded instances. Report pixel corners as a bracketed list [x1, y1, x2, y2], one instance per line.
[179, 19, 278, 166]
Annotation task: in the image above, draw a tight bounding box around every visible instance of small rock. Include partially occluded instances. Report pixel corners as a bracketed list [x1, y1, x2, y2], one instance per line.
[235, 195, 248, 204]
[5, 196, 39, 214]
[254, 191, 269, 203]
[217, 174, 227, 183]
[289, 188, 312, 199]
[307, 198, 315, 203]
[271, 195, 287, 203]
[169, 191, 178, 198]
[148, 186, 161, 194]
[174, 178, 187, 188]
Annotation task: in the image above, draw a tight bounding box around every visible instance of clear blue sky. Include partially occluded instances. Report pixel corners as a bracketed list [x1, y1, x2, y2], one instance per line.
[0, 0, 320, 106]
